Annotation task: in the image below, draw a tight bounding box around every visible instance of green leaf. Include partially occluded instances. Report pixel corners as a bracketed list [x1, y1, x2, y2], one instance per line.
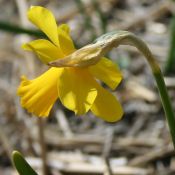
[164, 14, 175, 75]
[12, 151, 38, 175]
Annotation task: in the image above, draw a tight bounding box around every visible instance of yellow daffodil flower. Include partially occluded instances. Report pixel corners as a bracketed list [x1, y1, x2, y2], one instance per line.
[17, 6, 123, 122]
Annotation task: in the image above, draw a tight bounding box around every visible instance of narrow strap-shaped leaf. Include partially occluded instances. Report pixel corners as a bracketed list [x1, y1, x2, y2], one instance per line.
[12, 151, 38, 175]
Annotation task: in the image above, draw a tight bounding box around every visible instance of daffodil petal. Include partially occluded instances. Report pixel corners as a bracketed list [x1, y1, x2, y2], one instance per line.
[91, 82, 123, 122]
[22, 39, 64, 63]
[28, 6, 59, 46]
[17, 68, 63, 117]
[58, 26, 75, 55]
[58, 24, 70, 34]
[58, 68, 97, 115]
[89, 57, 122, 90]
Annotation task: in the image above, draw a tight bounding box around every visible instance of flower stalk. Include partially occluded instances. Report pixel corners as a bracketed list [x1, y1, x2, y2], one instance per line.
[50, 31, 175, 148]
[127, 33, 175, 147]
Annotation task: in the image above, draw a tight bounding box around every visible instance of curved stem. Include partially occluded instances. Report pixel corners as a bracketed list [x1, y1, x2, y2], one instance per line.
[126, 34, 175, 147]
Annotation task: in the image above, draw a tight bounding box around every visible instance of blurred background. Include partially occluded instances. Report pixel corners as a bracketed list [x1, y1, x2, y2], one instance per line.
[0, 0, 175, 175]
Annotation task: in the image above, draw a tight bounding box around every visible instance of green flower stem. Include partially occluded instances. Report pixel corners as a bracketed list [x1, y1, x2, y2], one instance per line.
[154, 71, 175, 145]
[125, 33, 175, 147]
[164, 14, 175, 75]
[0, 21, 45, 37]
